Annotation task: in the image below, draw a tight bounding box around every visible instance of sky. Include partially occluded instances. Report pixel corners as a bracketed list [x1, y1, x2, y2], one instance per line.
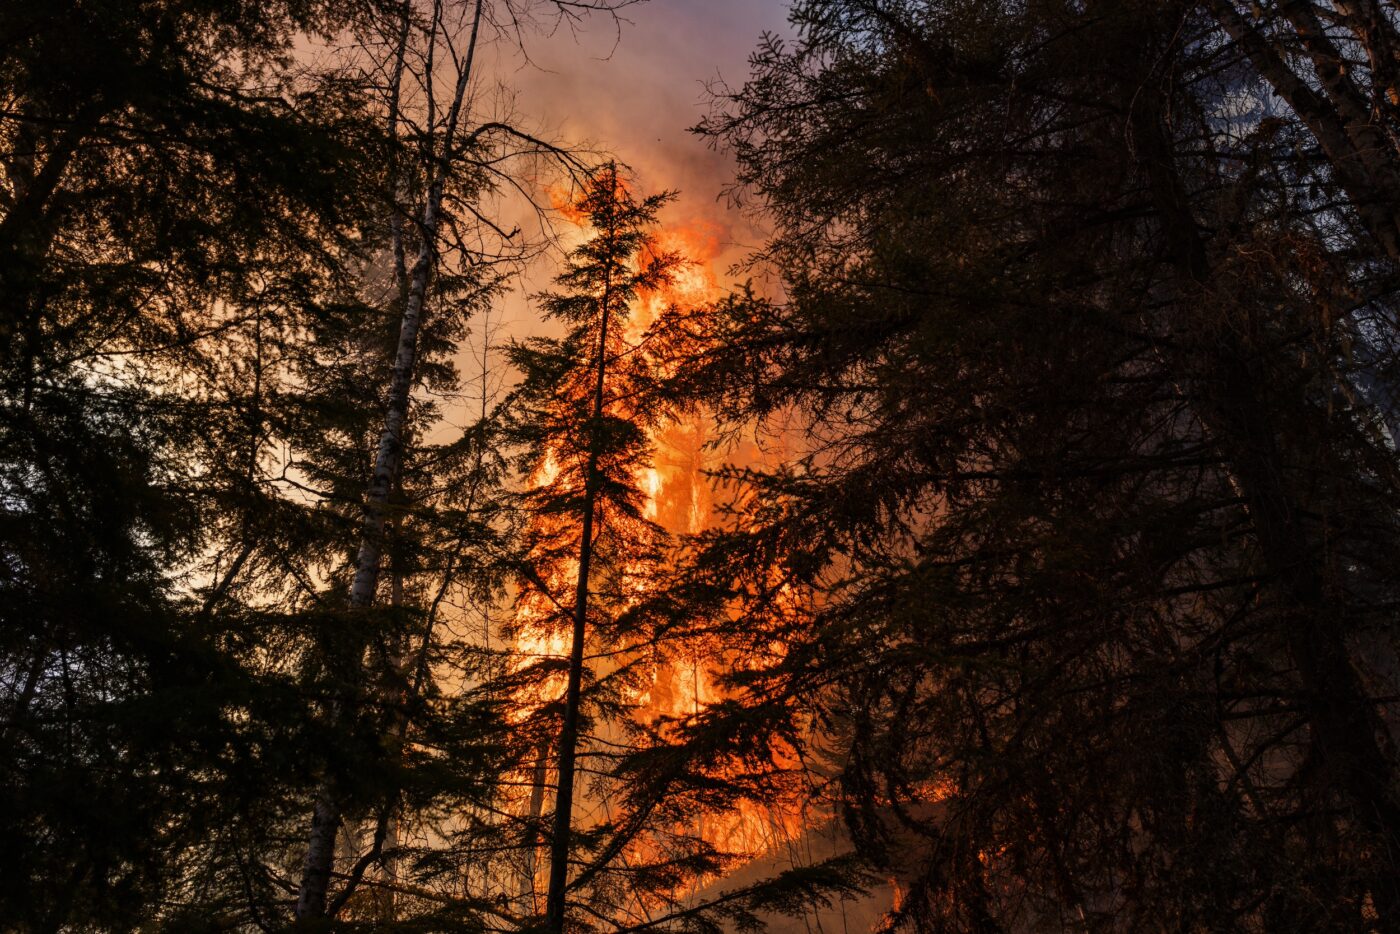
[483, 0, 792, 295]
[502, 0, 789, 224]
[459, 0, 793, 412]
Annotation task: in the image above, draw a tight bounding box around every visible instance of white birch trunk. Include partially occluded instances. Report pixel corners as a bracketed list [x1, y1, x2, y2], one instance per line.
[294, 0, 484, 919]
[295, 188, 440, 921]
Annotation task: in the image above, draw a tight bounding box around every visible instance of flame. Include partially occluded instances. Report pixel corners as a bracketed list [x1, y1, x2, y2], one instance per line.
[509, 186, 810, 913]
[629, 216, 816, 887]
[548, 181, 591, 227]
[637, 222, 724, 320]
[630, 219, 724, 543]
[511, 449, 572, 678]
[548, 173, 637, 228]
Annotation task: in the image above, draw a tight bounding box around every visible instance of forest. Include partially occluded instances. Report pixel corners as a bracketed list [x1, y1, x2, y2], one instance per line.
[7, 0, 1400, 931]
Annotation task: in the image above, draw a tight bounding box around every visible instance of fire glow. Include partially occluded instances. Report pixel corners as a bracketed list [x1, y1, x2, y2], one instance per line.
[508, 192, 808, 911]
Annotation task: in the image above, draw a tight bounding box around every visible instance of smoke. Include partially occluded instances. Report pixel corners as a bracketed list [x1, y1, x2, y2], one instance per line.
[503, 0, 788, 233]
[448, 0, 792, 469]
[474, 0, 789, 332]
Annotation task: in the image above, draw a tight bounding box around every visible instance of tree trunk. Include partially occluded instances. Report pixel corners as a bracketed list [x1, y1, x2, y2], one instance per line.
[524, 737, 551, 903]
[1201, 340, 1400, 926]
[294, 0, 484, 917]
[294, 192, 439, 920]
[544, 205, 618, 934]
[1131, 78, 1400, 926]
[1208, 0, 1400, 262]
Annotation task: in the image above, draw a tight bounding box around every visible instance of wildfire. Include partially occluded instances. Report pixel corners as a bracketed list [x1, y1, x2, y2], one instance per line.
[508, 183, 810, 915]
[511, 450, 573, 679]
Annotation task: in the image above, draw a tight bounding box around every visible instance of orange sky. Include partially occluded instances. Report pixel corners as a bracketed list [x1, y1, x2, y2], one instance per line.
[498, 0, 790, 244]
[463, 0, 792, 420]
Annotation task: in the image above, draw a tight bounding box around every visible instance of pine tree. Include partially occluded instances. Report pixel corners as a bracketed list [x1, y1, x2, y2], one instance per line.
[657, 0, 1400, 928]
[0, 1, 383, 927]
[272, 3, 650, 926]
[506, 163, 685, 932]
[0, 0, 638, 927]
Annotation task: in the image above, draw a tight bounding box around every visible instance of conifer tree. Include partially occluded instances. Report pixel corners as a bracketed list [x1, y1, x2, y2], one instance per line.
[277, 0, 533, 921]
[0, 1, 637, 928]
[506, 163, 682, 933]
[289, 0, 494, 915]
[0, 2, 383, 927]
[277, 2, 647, 925]
[658, 0, 1400, 929]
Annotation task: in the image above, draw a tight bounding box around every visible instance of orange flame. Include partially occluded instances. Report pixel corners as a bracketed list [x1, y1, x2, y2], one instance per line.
[547, 181, 591, 227]
[510, 190, 810, 912]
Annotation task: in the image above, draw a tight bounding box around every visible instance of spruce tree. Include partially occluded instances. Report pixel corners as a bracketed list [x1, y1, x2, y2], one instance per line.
[0, 2, 382, 927]
[0, 1, 634, 927]
[656, 0, 1400, 928]
[506, 163, 683, 933]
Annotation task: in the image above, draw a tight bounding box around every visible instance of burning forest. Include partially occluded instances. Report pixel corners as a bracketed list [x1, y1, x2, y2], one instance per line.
[9, 1, 1400, 932]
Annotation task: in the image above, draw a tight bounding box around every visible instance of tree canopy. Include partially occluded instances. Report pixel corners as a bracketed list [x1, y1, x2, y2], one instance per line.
[10, 1, 1400, 932]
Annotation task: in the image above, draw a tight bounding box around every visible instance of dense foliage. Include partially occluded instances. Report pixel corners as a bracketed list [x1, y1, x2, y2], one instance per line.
[0, 1, 383, 927]
[672, 1, 1400, 931]
[13, 0, 1400, 932]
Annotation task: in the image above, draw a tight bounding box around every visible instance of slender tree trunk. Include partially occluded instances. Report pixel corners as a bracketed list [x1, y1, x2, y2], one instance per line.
[294, 0, 485, 919]
[1202, 343, 1400, 928]
[524, 737, 551, 902]
[294, 213, 437, 921]
[545, 207, 618, 934]
[1208, 0, 1400, 262]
